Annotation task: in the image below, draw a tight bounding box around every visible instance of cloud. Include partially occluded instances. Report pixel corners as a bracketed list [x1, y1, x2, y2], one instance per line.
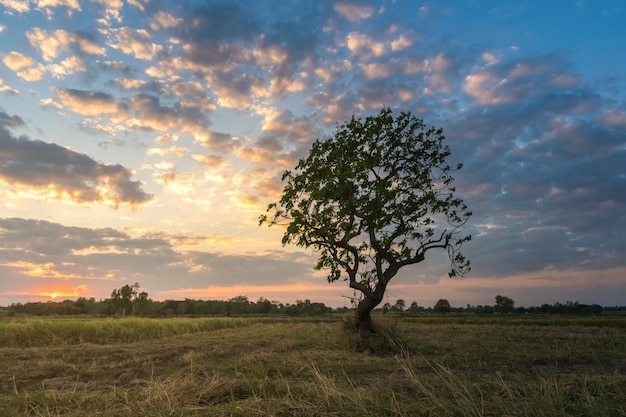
[26, 28, 105, 61]
[261, 108, 319, 144]
[2, 51, 45, 81]
[0, 78, 19, 95]
[600, 108, 626, 128]
[464, 54, 580, 105]
[0, 0, 624, 308]
[346, 32, 385, 59]
[0, 217, 183, 296]
[91, 0, 124, 25]
[443, 52, 626, 279]
[0, 112, 154, 207]
[191, 154, 227, 168]
[149, 10, 182, 31]
[48, 55, 87, 78]
[155, 133, 178, 144]
[205, 70, 265, 109]
[36, 0, 81, 13]
[335, 3, 375, 21]
[0, 217, 319, 300]
[106, 27, 164, 60]
[0, 0, 31, 13]
[193, 130, 233, 152]
[175, 2, 259, 43]
[54, 88, 125, 116]
[126, 94, 212, 143]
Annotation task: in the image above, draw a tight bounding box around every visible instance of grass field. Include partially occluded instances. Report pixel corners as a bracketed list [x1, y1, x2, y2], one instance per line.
[1, 316, 625, 416]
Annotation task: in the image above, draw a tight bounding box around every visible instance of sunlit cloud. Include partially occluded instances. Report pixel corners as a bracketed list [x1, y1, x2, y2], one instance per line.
[149, 10, 182, 31]
[0, 0, 31, 13]
[106, 27, 165, 60]
[153, 171, 199, 195]
[2, 51, 45, 81]
[54, 88, 124, 116]
[0, 78, 19, 95]
[334, 3, 375, 22]
[191, 154, 227, 167]
[26, 28, 105, 61]
[4, 284, 88, 301]
[0, 1, 624, 308]
[345, 32, 385, 58]
[0, 125, 154, 207]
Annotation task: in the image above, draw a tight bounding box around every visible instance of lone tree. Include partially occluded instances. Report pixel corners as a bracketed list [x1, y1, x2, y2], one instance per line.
[260, 108, 471, 333]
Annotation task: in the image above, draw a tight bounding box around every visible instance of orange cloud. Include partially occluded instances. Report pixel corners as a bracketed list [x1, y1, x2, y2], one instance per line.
[5, 284, 87, 301]
[2, 51, 45, 81]
[156, 282, 347, 304]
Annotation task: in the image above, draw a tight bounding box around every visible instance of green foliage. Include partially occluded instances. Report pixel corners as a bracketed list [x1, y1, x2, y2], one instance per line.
[261, 108, 471, 324]
[109, 282, 143, 316]
[494, 294, 515, 314]
[434, 298, 452, 314]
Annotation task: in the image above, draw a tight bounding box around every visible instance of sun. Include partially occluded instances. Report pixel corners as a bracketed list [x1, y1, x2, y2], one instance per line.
[50, 293, 58, 299]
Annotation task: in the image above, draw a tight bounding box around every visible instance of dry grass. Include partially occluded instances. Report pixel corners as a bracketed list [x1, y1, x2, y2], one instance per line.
[1, 316, 625, 416]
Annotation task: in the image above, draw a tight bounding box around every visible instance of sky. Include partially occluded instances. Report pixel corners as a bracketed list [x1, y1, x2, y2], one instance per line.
[0, 0, 625, 309]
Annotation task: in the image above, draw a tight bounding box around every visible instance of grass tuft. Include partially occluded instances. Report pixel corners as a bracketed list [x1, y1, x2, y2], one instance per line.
[336, 313, 407, 355]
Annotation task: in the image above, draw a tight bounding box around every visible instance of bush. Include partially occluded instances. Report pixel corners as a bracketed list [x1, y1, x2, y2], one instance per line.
[335, 313, 406, 355]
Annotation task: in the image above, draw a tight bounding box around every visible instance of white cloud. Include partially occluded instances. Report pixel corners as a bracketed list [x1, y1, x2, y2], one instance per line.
[2, 51, 45, 81]
[107, 27, 164, 60]
[149, 10, 182, 30]
[391, 34, 413, 51]
[334, 2, 375, 21]
[27, 28, 106, 61]
[0, 0, 31, 13]
[361, 62, 393, 79]
[346, 32, 385, 58]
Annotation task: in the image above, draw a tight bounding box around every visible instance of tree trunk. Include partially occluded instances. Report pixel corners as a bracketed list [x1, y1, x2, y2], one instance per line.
[355, 280, 389, 333]
[357, 296, 378, 333]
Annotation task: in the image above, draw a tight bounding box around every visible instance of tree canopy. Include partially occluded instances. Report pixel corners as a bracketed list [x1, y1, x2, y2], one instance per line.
[261, 108, 471, 332]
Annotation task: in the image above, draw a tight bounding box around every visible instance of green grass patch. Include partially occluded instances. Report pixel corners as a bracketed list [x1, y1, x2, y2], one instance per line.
[0, 316, 255, 347]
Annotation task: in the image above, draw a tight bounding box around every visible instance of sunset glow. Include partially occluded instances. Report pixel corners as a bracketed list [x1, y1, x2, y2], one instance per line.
[0, 1, 625, 308]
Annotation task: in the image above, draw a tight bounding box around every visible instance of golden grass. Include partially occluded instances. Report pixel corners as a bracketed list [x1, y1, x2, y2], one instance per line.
[1, 316, 625, 416]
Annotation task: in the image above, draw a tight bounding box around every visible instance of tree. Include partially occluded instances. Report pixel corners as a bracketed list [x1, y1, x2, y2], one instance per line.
[408, 301, 420, 314]
[260, 108, 471, 332]
[394, 299, 406, 313]
[109, 283, 148, 316]
[110, 283, 138, 316]
[434, 299, 452, 314]
[494, 295, 515, 314]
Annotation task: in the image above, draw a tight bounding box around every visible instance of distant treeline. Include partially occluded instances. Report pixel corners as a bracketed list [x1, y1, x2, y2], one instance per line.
[2, 295, 334, 317]
[1, 296, 623, 317]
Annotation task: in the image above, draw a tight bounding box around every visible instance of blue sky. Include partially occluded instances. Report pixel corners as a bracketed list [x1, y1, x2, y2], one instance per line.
[0, 0, 624, 308]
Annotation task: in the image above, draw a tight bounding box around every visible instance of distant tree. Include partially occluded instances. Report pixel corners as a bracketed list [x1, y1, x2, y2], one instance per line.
[408, 301, 420, 314]
[133, 291, 153, 316]
[260, 108, 471, 333]
[227, 295, 250, 315]
[434, 299, 452, 315]
[109, 283, 150, 316]
[590, 304, 603, 315]
[394, 299, 406, 313]
[494, 295, 515, 314]
[176, 301, 189, 315]
[110, 283, 138, 316]
[256, 297, 275, 315]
